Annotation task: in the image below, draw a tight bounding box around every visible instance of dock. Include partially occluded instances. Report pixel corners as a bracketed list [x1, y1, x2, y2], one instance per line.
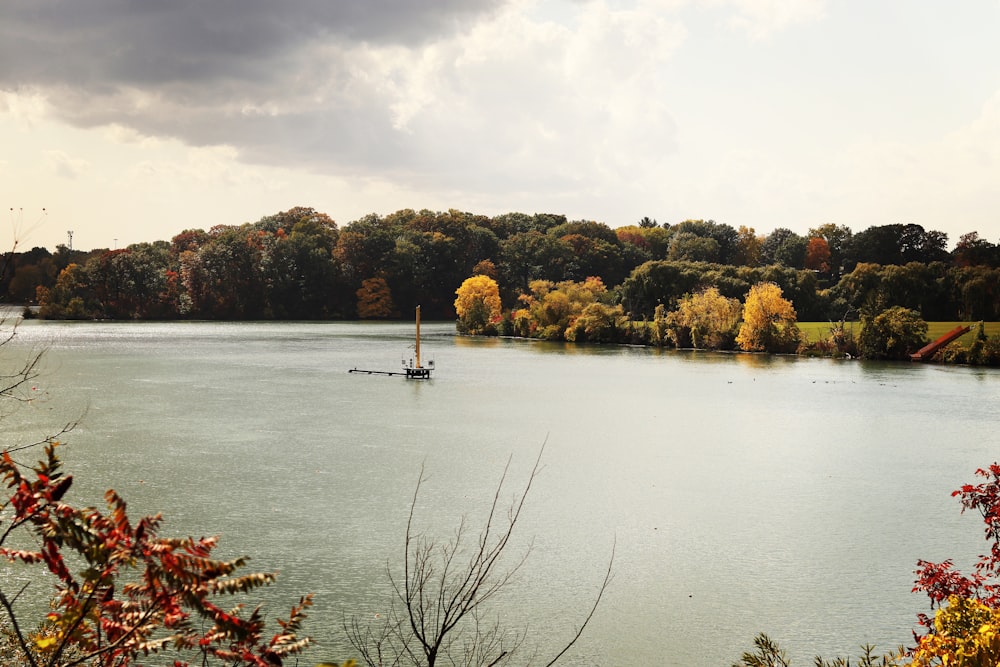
[910, 325, 971, 361]
[348, 368, 411, 377]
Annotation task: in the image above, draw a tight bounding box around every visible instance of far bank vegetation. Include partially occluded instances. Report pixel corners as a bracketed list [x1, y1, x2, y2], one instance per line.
[7, 207, 1000, 363]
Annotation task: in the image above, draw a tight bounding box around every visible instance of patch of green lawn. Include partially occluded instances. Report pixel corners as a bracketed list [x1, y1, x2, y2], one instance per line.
[797, 321, 1000, 343]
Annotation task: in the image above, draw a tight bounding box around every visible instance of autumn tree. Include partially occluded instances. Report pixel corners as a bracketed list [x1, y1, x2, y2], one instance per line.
[517, 277, 610, 341]
[666, 287, 742, 350]
[471, 258, 498, 278]
[356, 277, 396, 319]
[0, 444, 318, 667]
[616, 224, 670, 259]
[37, 264, 92, 320]
[803, 237, 831, 274]
[909, 597, 1000, 666]
[736, 461, 1000, 666]
[808, 223, 853, 276]
[734, 226, 764, 267]
[735, 282, 801, 353]
[454, 274, 502, 335]
[650, 303, 670, 347]
[913, 464, 1000, 624]
[565, 302, 627, 343]
[953, 231, 1000, 268]
[0, 317, 320, 667]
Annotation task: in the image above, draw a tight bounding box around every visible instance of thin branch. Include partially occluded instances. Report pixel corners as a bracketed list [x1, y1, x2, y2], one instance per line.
[0, 583, 38, 667]
[543, 537, 616, 667]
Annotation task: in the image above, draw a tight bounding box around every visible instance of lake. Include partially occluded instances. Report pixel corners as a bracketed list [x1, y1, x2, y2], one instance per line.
[1, 318, 998, 666]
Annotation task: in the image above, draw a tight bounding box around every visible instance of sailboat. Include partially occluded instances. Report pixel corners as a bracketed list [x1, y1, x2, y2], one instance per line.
[403, 305, 433, 379]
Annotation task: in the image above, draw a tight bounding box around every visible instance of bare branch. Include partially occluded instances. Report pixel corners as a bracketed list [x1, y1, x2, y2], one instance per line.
[0, 584, 38, 667]
[543, 538, 616, 667]
[351, 442, 609, 666]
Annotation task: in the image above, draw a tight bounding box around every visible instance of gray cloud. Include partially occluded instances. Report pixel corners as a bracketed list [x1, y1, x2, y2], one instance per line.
[0, 1, 503, 86]
[0, 1, 508, 178]
[0, 0, 685, 209]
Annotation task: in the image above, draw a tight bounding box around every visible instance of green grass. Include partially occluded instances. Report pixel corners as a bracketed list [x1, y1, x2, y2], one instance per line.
[797, 321, 1000, 343]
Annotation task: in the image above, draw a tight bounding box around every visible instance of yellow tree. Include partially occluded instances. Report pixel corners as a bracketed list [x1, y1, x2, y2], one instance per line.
[454, 274, 502, 334]
[666, 287, 742, 349]
[520, 277, 608, 340]
[735, 282, 801, 352]
[911, 597, 1000, 666]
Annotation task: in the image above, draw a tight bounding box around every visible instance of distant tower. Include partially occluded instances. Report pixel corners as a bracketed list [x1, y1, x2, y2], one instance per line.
[67, 230, 73, 251]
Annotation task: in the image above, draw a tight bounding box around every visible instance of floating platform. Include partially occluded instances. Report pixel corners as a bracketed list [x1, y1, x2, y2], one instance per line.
[349, 305, 434, 379]
[348, 365, 433, 379]
[348, 368, 410, 377]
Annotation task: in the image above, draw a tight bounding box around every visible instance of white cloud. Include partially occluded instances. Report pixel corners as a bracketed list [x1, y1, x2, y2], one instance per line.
[713, 0, 827, 41]
[359, 0, 686, 199]
[44, 150, 91, 180]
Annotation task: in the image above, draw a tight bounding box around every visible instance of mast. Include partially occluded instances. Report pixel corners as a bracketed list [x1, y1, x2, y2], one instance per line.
[415, 305, 421, 369]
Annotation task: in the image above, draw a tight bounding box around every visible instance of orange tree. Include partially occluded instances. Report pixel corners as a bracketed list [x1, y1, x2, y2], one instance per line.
[356, 276, 395, 319]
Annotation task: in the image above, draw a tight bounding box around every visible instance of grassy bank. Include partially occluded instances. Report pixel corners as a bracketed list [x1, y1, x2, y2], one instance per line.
[797, 321, 1000, 344]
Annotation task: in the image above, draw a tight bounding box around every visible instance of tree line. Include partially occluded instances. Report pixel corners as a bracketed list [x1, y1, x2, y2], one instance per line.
[4, 206, 1000, 329]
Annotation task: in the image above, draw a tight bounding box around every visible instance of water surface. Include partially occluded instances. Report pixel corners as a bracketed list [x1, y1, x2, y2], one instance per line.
[2, 319, 998, 665]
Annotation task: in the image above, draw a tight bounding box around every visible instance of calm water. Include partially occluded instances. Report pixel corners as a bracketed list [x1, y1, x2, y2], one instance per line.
[2, 319, 999, 666]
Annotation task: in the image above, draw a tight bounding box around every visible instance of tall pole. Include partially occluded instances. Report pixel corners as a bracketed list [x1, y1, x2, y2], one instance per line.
[415, 305, 421, 369]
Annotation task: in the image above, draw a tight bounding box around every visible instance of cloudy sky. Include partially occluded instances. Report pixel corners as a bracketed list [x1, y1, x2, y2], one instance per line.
[2, 0, 999, 251]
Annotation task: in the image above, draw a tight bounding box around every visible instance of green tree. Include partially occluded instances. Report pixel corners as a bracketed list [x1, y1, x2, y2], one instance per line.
[761, 228, 807, 269]
[499, 231, 573, 292]
[265, 211, 342, 318]
[667, 231, 720, 263]
[618, 260, 706, 318]
[857, 306, 927, 360]
[665, 220, 740, 265]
